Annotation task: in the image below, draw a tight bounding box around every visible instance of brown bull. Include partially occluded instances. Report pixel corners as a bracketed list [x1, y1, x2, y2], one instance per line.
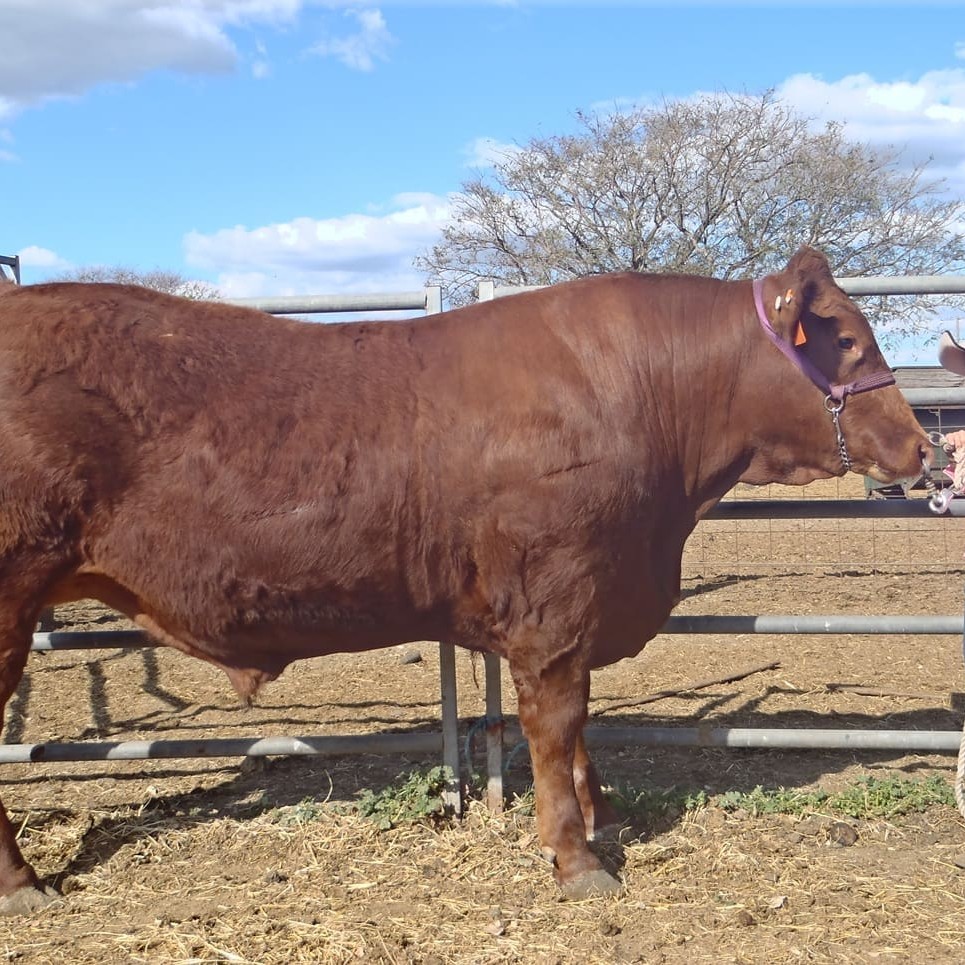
[0, 247, 929, 911]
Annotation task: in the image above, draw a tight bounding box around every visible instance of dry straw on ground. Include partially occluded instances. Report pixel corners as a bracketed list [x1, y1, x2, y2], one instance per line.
[3, 791, 965, 964]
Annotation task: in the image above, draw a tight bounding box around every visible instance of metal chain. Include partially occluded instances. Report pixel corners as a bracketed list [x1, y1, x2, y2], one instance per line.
[824, 395, 852, 472]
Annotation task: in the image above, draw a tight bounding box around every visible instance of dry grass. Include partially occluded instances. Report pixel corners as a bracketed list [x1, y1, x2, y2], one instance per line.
[2, 794, 965, 964]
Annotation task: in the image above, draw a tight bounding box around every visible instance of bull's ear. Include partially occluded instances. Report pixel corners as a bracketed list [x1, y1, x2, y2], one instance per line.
[784, 246, 841, 320]
[761, 261, 807, 345]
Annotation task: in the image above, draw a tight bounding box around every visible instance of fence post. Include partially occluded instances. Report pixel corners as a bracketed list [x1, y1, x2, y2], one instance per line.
[438, 642, 461, 814]
[420, 285, 463, 815]
[475, 280, 506, 811]
[484, 653, 504, 812]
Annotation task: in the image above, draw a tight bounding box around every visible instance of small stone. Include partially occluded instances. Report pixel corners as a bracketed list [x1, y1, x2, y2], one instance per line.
[827, 821, 858, 847]
[733, 909, 756, 927]
[239, 756, 269, 775]
[399, 650, 423, 665]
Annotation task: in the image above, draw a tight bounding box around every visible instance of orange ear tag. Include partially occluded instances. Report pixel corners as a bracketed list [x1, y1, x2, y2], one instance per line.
[794, 322, 807, 346]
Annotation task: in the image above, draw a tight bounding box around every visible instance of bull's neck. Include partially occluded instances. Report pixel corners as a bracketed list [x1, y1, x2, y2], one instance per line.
[644, 281, 759, 521]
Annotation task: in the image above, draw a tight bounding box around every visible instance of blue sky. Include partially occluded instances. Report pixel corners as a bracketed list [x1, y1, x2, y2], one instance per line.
[2, 1, 964, 360]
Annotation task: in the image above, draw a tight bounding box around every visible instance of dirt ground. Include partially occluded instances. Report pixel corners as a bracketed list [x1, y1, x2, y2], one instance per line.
[3, 480, 965, 963]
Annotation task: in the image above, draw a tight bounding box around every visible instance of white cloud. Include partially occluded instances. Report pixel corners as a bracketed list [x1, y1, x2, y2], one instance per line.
[184, 193, 451, 297]
[462, 136, 521, 168]
[17, 245, 73, 275]
[0, 2, 400, 116]
[309, 7, 394, 71]
[0, 1, 302, 117]
[252, 41, 272, 79]
[777, 67, 965, 191]
[0, 127, 15, 163]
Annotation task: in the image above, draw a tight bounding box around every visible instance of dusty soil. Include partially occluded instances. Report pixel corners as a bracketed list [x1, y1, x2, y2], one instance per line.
[2, 480, 965, 963]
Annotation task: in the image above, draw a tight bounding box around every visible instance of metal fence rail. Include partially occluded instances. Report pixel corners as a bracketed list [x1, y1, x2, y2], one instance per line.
[583, 727, 963, 752]
[228, 289, 442, 316]
[0, 254, 19, 284]
[485, 273, 965, 299]
[0, 733, 442, 765]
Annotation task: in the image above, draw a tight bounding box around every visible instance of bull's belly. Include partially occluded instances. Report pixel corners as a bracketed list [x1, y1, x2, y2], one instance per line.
[44, 569, 447, 699]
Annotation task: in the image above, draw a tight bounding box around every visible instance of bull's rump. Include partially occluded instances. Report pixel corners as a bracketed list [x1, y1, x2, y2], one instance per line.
[0, 278, 687, 673]
[0, 286, 443, 657]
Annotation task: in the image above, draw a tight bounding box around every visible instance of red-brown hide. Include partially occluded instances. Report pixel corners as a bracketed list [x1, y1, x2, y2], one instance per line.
[0, 247, 929, 908]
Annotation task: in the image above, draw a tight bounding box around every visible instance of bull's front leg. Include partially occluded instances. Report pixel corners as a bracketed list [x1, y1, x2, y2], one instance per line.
[510, 654, 623, 899]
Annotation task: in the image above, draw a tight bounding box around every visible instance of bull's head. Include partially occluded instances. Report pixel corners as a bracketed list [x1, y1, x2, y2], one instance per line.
[742, 247, 930, 486]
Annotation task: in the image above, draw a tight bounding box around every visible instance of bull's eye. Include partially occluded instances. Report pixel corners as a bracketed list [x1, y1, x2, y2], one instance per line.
[837, 336, 856, 350]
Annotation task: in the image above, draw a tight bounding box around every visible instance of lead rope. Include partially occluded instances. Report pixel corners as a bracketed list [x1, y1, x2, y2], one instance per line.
[924, 432, 965, 821]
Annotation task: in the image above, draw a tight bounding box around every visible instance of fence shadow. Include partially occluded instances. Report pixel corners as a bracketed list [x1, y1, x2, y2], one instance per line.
[25, 697, 963, 894]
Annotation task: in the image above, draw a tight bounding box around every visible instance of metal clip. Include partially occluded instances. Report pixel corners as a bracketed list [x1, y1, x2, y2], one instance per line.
[929, 487, 956, 514]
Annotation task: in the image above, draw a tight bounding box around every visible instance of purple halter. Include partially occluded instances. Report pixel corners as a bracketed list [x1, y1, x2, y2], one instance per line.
[752, 278, 896, 403]
[752, 277, 896, 472]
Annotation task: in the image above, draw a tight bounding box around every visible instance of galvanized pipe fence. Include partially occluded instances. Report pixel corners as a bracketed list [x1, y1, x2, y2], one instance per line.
[0, 254, 20, 284]
[5, 273, 965, 814]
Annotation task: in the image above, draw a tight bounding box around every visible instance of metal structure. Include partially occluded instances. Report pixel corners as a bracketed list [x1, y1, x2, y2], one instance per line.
[0, 254, 20, 284]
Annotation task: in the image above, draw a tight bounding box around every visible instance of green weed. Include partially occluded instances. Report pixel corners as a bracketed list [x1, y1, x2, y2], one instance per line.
[355, 766, 454, 830]
[715, 774, 954, 819]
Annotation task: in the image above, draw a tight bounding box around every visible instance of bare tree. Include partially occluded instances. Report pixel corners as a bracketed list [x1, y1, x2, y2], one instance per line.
[52, 265, 219, 301]
[418, 92, 965, 343]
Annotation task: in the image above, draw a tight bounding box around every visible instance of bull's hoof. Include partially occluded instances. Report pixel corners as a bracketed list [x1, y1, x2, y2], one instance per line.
[0, 885, 60, 917]
[560, 868, 623, 900]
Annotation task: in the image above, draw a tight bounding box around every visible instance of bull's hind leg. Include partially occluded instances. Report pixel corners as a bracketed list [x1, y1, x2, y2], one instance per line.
[510, 652, 623, 899]
[573, 732, 620, 838]
[0, 606, 57, 914]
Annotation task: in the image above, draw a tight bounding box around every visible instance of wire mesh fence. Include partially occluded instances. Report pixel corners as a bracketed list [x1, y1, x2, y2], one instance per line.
[683, 475, 965, 592]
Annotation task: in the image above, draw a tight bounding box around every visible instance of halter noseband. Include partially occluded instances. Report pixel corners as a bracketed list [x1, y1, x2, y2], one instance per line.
[751, 277, 896, 471]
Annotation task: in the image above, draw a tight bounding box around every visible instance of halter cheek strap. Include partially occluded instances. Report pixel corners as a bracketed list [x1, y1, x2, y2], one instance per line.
[752, 277, 897, 473]
[751, 278, 896, 402]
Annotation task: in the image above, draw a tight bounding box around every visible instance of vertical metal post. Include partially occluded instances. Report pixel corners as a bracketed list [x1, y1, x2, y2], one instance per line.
[960, 583, 965, 668]
[475, 279, 507, 812]
[484, 652, 504, 812]
[424, 284, 462, 814]
[438, 642, 461, 815]
[425, 285, 442, 316]
[0, 254, 19, 284]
